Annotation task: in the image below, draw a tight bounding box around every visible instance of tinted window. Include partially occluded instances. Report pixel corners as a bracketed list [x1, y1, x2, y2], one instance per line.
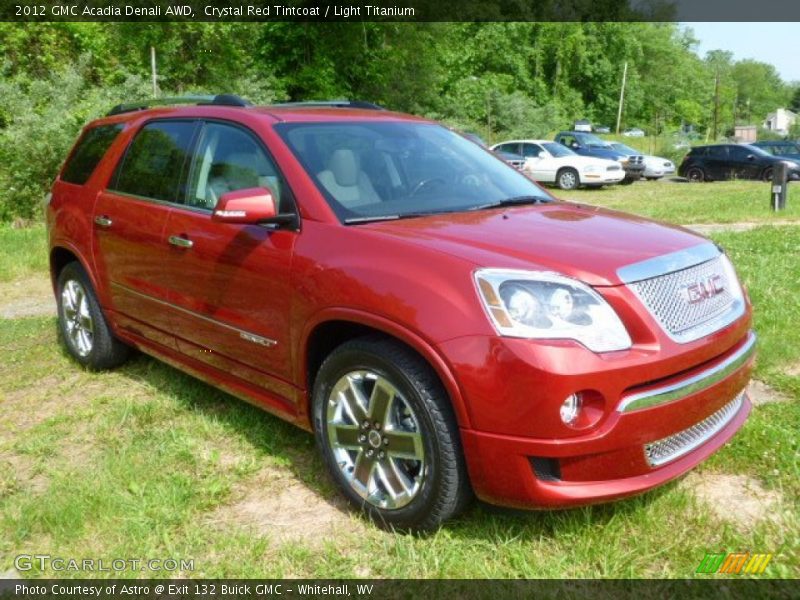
[186, 122, 292, 212]
[112, 121, 197, 201]
[707, 146, 728, 158]
[728, 145, 752, 160]
[61, 124, 123, 185]
[495, 143, 520, 154]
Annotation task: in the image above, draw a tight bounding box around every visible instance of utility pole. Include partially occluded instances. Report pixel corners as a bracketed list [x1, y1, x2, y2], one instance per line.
[712, 69, 720, 141]
[150, 46, 158, 98]
[616, 61, 628, 135]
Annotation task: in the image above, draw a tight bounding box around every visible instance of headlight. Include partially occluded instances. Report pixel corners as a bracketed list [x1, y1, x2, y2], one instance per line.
[474, 269, 632, 353]
[582, 165, 599, 173]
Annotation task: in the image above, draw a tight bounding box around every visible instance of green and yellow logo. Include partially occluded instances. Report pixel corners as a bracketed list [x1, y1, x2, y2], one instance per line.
[696, 552, 773, 575]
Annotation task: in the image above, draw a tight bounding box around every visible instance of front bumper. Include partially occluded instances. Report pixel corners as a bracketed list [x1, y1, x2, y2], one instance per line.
[583, 170, 625, 185]
[440, 327, 755, 509]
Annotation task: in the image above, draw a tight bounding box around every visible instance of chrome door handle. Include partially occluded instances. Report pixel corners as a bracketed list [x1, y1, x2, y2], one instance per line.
[168, 235, 193, 249]
[94, 215, 113, 228]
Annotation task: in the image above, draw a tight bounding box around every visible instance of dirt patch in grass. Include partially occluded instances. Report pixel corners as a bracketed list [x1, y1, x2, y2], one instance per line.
[785, 361, 800, 377]
[0, 275, 55, 319]
[747, 380, 790, 406]
[207, 465, 366, 546]
[682, 472, 783, 532]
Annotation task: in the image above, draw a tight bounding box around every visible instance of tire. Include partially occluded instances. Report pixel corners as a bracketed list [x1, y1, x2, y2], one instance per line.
[685, 167, 706, 182]
[556, 168, 579, 190]
[311, 335, 471, 531]
[645, 177, 662, 181]
[620, 176, 636, 185]
[56, 262, 130, 370]
[762, 167, 774, 182]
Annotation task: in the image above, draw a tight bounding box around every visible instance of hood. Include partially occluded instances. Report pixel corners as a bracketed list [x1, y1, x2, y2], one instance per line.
[361, 202, 708, 286]
[581, 146, 626, 160]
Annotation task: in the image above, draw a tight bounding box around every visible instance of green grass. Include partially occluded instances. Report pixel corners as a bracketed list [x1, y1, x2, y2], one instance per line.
[558, 179, 800, 225]
[1, 192, 798, 579]
[0, 223, 47, 282]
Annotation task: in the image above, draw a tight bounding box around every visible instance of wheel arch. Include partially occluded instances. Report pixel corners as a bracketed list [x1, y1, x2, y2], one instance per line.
[300, 309, 472, 431]
[50, 243, 96, 293]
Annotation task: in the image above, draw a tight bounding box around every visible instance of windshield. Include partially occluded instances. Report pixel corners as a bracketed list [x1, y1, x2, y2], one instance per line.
[762, 143, 800, 156]
[743, 144, 771, 157]
[276, 122, 553, 222]
[542, 142, 575, 157]
[610, 142, 638, 155]
[580, 133, 610, 148]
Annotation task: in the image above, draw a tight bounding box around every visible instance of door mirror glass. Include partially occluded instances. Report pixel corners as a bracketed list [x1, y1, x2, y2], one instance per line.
[538, 151, 546, 159]
[212, 187, 277, 224]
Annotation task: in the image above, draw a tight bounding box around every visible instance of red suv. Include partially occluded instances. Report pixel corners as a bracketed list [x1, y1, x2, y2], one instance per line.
[47, 95, 755, 530]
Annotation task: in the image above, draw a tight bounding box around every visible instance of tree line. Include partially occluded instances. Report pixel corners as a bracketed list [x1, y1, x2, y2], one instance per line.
[1, 22, 797, 222]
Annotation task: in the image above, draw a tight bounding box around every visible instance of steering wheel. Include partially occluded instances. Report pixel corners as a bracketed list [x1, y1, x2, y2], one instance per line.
[410, 177, 447, 197]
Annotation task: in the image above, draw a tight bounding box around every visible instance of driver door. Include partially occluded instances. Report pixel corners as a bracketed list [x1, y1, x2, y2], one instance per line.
[520, 142, 553, 181]
[160, 120, 299, 398]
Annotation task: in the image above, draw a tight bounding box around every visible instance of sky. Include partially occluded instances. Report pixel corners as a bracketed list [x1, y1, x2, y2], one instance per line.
[683, 22, 800, 83]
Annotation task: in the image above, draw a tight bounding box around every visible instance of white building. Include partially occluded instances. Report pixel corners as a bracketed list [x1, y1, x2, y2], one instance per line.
[763, 108, 797, 135]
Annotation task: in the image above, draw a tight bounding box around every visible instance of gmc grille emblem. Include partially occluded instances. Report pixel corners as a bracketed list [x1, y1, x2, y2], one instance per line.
[682, 274, 724, 304]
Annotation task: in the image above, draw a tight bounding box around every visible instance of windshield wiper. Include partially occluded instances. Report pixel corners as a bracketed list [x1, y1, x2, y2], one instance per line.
[344, 211, 449, 225]
[470, 196, 547, 211]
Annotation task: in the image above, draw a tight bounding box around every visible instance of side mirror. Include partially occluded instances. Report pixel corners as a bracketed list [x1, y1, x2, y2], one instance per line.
[537, 151, 546, 159]
[747, 154, 755, 161]
[212, 187, 278, 224]
[570, 142, 580, 149]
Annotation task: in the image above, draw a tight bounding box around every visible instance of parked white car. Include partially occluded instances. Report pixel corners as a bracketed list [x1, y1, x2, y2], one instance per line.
[643, 155, 676, 180]
[491, 140, 625, 189]
[608, 142, 675, 180]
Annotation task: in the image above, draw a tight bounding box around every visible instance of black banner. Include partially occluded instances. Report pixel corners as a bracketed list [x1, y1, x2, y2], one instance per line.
[1, 579, 798, 600]
[2, 0, 800, 22]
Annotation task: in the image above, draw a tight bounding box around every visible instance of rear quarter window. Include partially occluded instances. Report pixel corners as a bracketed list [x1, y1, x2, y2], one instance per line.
[110, 121, 197, 202]
[60, 124, 124, 185]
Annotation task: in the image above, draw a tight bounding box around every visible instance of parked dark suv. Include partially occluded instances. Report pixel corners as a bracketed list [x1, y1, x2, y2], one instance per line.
[678, 143, 800, 182]
[554, 131, 644, 184]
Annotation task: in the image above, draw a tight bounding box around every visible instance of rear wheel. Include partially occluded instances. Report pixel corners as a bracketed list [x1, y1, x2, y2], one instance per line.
[57, 262, 130, 370]
[312, 336, 471, 531]
[686, 167, 706, 182]
[556, 168, 579, 190]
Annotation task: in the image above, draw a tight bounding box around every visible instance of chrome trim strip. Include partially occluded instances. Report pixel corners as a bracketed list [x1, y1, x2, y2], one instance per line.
[617, 242, 720, 284]
[111, 282, 277, 347]
[618, 332, 756, 413]
[644, 391, 745, 467]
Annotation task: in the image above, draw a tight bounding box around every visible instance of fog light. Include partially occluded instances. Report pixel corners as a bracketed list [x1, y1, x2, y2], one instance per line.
[560, 393, 582, 425]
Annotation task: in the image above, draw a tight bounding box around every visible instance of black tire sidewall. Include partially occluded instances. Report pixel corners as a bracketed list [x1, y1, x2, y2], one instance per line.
[312, 344, 444, 529]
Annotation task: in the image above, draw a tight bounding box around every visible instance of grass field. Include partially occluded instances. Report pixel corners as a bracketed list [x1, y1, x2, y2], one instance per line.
[1, 181, 798, 579]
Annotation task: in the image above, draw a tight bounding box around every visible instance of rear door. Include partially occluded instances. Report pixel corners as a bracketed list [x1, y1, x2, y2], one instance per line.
[704, 145, 730, 180]
[93, 119, 199, 347]
[160, 120, 299, 399]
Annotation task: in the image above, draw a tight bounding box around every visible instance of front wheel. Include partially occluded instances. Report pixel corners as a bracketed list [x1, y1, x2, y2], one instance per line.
[312, 336, 471, 531]
[685, 167, 706, 182]
[57, 262, 130, 370]
[762, 168, 774, 182]
[556, 168, 579, 190]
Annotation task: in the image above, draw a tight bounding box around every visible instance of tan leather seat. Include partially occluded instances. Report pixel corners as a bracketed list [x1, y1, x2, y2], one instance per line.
[317, 149, 380, 209]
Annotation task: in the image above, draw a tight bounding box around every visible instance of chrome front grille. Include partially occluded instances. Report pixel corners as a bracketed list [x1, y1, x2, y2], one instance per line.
[607, 164, 622, 171]
[628, 255, 742, 343]
[644, 392, 744, 467]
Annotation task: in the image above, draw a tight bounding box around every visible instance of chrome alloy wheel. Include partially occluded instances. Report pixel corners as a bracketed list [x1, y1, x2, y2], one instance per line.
[61, 279, 94, 357]
[326, 370, 425, 509]
[559, 170, 578, 189]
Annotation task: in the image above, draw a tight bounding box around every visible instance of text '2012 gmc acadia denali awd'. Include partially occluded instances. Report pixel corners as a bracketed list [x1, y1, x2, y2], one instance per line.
[47, 95, 755, 531]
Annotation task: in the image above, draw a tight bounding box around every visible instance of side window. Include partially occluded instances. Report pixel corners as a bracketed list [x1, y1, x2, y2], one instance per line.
[521, 143, 544, 157]
[496, 143, 519, 155]
[61, 124, 124, 185]
[707, 146, 728, 159]
[728, 146, 750, 160]
[185, 122, 291, 212]
[111, 121, 197, 201]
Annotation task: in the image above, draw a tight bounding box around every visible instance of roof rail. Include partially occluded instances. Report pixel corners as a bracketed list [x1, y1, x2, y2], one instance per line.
[269, 100, 386, 111]
[106, 94, 252, 116]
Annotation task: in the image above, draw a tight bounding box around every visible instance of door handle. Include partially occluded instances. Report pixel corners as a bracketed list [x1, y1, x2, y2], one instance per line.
[94, 215, 113, 228]
[168, 234, 194, 249]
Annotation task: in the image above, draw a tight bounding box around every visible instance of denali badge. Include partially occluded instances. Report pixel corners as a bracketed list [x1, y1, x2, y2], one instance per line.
[682, 274, 724, 304]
